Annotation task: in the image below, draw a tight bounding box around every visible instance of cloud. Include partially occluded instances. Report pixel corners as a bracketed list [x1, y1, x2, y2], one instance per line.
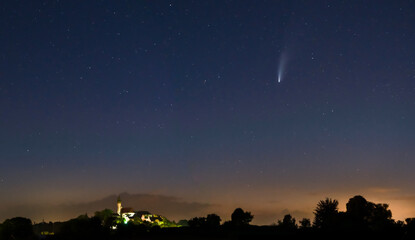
[390, 195, 415, 202]
[0, 192, 214, 223]
[367, 187, 401, 194]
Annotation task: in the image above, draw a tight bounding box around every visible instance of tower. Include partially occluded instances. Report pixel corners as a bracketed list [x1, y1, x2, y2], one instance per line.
[117, 196, 122, 215]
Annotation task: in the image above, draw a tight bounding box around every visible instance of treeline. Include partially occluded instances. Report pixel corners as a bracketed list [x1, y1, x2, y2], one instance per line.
[1, 195, 415, 240]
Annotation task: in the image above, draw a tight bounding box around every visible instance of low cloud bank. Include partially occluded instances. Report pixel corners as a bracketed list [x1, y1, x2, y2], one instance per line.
[0, 192, 213, 223]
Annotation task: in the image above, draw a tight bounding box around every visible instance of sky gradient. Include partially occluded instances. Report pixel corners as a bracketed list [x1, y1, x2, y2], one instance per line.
[1, 0, 415, 225]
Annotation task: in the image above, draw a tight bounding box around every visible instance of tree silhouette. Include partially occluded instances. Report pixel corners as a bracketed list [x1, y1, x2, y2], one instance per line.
[206, 214, 221, 227]
[299, 218, 311, 229]
[404, 218, 415, 239]
[94, 208, 114, 228]
[278, 214, 297, 231]
[346, 195, 369, 219]
[58, 214, 106, 240]
[345, 195, 370, 229]
[188, 217, 206, 228]
[177, 219, 189, 227]
[313, 198, 339, 229]
[345, 195, 393, 231]
[0, 217, 35, 240]
[188, 214, 221, 228]
[367, 202, 393, 232]
[231, 208, 253, 226]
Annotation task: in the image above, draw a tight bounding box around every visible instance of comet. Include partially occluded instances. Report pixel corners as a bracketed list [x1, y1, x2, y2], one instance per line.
[277, 51, 287, 84]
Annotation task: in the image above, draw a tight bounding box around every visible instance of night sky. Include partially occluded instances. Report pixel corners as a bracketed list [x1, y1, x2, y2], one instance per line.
[1, 0, 415, 224]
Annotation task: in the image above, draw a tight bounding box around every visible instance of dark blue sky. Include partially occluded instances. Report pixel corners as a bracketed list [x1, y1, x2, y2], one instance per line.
[1, 0, 415, 224]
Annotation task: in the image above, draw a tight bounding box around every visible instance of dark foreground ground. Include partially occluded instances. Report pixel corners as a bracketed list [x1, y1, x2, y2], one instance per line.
[38, 225, 414, 240]
[3, 212, 415, 240]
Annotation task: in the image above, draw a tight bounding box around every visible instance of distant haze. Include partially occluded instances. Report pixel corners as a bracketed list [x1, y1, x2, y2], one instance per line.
[1, 190, 414, 225]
